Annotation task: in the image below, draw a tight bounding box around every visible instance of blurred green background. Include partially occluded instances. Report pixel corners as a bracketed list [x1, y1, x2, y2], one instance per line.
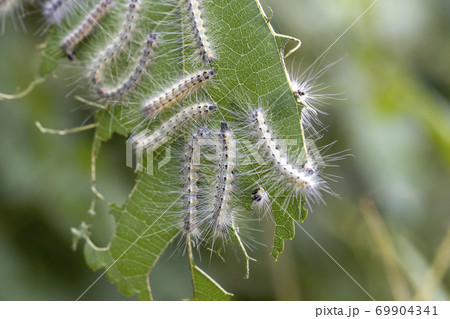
[1, 0, 449, 300]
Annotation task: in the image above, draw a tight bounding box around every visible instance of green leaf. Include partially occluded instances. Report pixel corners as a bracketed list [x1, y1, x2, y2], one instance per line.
[190, 266, 233, 301]
[300, 197, 308, 223]
[42, 0, 306, 299]
[39, 28, 62, 77]
[271, 199, 300, 261]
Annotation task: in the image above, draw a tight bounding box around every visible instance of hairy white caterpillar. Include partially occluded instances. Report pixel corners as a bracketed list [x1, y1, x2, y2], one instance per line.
[0, 0, 17, 14]
[0, 0, 24, 33]
[209, 121, 236, 238]
[250, 109, 321, 199]
[251, 187, 271, 218]
[131, 103, 216, 154]
[61, 0, 113, 60]
[43, 0, 74, 25]
[288, 60, 343, 134]
[186, 0, 214, 63]
[0, 0, 19, 16]
[96, 32, 158, 99]
[142, 69, 216, 118]
[90, 0, 140, 86]
[182, 127, 210, 241]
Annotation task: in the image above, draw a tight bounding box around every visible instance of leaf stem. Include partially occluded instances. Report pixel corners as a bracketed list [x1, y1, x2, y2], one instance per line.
[74, 95, 107, 110]
[35, 121, 98, 135]
[231, 222, 256, 279]
[0, 77, 45, 100]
